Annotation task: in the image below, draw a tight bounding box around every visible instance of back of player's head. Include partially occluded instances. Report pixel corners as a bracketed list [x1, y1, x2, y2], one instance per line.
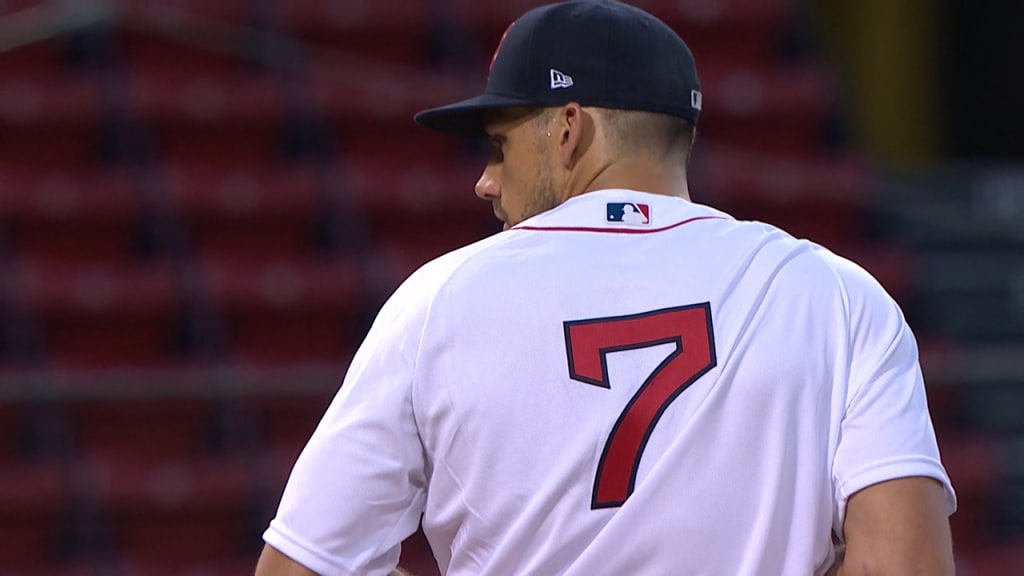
[415, 0, 702, 139]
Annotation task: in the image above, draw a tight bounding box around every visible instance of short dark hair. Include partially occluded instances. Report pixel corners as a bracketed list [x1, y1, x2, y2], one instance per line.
[597, 109, 696, 164]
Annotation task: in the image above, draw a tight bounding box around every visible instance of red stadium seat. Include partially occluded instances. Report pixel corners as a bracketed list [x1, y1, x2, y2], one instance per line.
[443, 0, 792, 69]
[445, 0, 790, 32]
[161, 160, 323, 258]
[117, 0, 254, 27]
[0, 562, 99, 576]
[276, 0, 434, 66]
[937, 433, 1004, 548]
[0, 71, 102, 167]
[199, 254, 364, 364]
[697, 64, 837, 154]
[260, 436, 306, 504]
[124, 61, 287, 164]
[251, 391, 334, 461]
[955, 540, 1024, 576]
[0, 72, 99, 127]
[338, 153, 482, 216]
[227, 363, 341, 426]
[0, 400, 31, 459]
[940, 433, 1004, 497]
[633, 0, 792, 67]
[0, 167, 146, 261]
[276, 0, 432, 35]
[229, 367, 342, 490]
[112, 23, 265, 78]
[83, 454, 253, 563]
[637, 0, 793, 28]
[917, 337, 963, 388]
[0, 1, 48, 17]
[691, 145, 871, 247]
[13, 258, 185, 368]
[337, 129, 469, 168]
[445, 0, 585, 29]
[924, 383, 962, 430]
[0, 460, 70, 567]
[112, 556, 258, 576]
[0, 32, 65, 75]
[335, 152, 495, 248]
[310, 63, 477, 129]
[64, 394, 215, 461]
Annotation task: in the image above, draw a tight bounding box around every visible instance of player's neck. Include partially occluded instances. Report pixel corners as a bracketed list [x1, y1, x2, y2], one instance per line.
[568, 157, 691, 202]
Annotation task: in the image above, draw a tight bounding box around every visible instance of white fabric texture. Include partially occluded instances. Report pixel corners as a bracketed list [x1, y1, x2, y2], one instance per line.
[264, 189, 955, 576]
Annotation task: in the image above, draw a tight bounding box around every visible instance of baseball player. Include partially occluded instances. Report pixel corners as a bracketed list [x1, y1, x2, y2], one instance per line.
[256, 1, 956, 574]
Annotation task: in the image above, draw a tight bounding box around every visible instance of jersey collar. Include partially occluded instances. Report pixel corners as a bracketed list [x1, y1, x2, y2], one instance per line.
[509, 189, 726, 234]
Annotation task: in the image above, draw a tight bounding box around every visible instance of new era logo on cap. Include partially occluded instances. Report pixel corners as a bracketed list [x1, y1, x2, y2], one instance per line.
[414, 1, 703, 137]
[550, 69, 574, 89]
[606, 202, 650, 225]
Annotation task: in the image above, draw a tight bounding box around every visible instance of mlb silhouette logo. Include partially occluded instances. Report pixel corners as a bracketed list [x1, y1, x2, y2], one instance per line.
[606, 202, 651, 225]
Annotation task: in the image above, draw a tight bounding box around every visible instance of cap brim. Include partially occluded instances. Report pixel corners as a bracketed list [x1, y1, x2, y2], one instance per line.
[414, 93, 535, 138]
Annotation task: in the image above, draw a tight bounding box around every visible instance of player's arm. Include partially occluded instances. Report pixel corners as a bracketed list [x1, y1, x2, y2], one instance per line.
[255, 544, 418, 576]
[255, 544, 318, 576]
[819, 250, 957, 576]
[827, 476, 954, 576]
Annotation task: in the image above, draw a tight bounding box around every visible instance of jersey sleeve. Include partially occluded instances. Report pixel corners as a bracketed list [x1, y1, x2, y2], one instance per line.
[828, 254, 957, 537]
[262, 271, 434, 575]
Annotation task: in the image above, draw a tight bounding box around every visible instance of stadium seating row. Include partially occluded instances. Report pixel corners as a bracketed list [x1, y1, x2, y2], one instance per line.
[0, 144, 870, 250]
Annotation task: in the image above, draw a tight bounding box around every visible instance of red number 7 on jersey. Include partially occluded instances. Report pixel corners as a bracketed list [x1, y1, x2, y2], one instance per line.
[564, 303, 716, 509]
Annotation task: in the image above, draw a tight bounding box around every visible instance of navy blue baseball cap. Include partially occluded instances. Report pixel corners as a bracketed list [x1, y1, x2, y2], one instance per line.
[414, 0, 702, 138]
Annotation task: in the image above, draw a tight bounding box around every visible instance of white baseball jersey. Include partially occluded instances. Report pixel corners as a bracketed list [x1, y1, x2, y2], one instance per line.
[264, 189, 956, 576]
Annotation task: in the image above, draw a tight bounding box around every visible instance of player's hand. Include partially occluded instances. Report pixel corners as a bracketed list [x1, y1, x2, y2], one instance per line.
[390, 568, 416, 576]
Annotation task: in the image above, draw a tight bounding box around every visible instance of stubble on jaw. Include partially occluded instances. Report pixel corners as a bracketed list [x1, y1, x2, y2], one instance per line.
[508, 161, 554, 226]
[509, 123, 560, 227]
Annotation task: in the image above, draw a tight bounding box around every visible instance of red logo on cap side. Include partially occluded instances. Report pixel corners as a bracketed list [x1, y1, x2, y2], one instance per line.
[490, 22, 515, 72]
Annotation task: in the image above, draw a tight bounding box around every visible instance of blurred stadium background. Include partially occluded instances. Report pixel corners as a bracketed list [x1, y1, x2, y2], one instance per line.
[0, 0, 1021, 574]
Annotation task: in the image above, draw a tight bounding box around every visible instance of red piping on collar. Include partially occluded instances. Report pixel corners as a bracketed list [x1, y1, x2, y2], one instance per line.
[511, 215, 727, 234]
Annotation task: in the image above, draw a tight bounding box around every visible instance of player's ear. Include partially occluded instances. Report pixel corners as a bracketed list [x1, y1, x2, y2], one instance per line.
[555, 102, 587, 170]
